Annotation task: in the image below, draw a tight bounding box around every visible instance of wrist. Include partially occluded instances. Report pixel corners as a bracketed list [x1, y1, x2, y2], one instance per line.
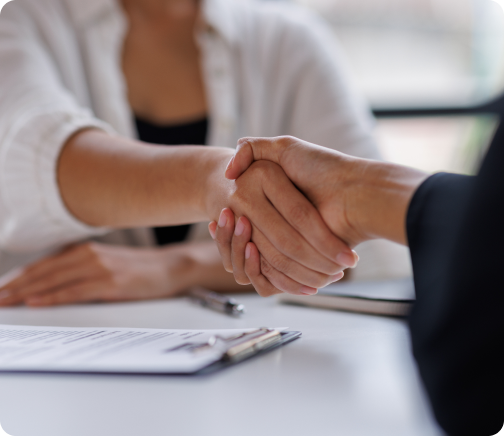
[346, 159, 428, 245]
[201, 148, 235, 221]
[159, 244, 200, 294]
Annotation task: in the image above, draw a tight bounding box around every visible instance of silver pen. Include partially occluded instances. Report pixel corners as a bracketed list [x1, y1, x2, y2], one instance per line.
[189, 288, 245, 316]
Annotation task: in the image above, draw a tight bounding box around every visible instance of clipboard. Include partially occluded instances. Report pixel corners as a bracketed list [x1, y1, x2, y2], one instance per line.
[0, 325, 301, 376]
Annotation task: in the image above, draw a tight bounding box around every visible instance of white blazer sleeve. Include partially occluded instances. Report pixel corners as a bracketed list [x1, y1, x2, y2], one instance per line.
[0, 2, 112, 253]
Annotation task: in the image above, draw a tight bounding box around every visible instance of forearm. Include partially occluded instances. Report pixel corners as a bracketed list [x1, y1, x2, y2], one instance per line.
[169, 241, 254, 293]
[58, 129, 234, 228]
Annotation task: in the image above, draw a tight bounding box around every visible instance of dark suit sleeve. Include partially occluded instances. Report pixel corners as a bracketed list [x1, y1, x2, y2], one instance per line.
[407, 126, 504, 436]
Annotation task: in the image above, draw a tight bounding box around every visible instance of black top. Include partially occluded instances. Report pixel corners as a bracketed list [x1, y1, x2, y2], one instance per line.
[135, 116, 208, 246]
[407, 125, 504, 435]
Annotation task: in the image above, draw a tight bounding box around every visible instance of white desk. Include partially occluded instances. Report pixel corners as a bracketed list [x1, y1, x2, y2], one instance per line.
[0, 294, 443, 436]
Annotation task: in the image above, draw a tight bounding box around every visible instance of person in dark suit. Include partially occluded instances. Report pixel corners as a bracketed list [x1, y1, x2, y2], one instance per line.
[211, 132, 504, 435]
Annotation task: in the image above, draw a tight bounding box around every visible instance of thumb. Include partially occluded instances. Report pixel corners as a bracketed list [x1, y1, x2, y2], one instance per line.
[225, 137, 283, 180]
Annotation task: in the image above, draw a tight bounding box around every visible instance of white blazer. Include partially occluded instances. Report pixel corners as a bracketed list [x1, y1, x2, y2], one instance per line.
[0, 0, 403, 279]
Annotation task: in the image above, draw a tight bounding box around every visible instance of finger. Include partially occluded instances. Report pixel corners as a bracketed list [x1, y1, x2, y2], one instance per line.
[225, 140, 255, 180]
[25, 281, 108, 307]
[0, 245, 90, 296]
[226, 137, 287, 180]
[0, 263, 101, 307]
[259, 256, 318, 295]
[214, 208, 235, 273]
[208, 221, 217, 240]
[15, 262, 104, 303]
[0, 267, 25, 288]
[234, 162, 354, 274]
[0, 289, 22, 307]
[0, 268, 25, 306]
[251, 226, 343, 289]
[325, 271, 345, 286]
[231, 216, 252, 285]
[258, 163, 356, 267]
[243, 242, 282, 298]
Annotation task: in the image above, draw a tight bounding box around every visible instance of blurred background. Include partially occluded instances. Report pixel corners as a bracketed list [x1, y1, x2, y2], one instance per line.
[288, 0, 504, 280]
[295, 0, 504, 175]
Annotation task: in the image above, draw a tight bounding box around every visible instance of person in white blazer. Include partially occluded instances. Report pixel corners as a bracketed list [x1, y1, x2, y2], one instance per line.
[0, 0, 403, 307]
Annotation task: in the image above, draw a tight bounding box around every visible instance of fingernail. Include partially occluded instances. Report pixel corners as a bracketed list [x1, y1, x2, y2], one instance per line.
[245, 244, 251, 259]
[331, 273, 341, 280]
[226, 155, 235, 173]
[336, 251, 357, 268]
[0, 290, 12, 300]
[235, 218, 245, 236]
[218, 210, 228, 228]
[208, 223, 216, 239]
[331, 272, 344, 283]
[300, 286, 318, 295]
[352, 250, 360, 264]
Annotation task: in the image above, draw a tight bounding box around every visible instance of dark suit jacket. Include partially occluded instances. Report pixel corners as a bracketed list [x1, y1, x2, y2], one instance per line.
[407, 124, 504, 435]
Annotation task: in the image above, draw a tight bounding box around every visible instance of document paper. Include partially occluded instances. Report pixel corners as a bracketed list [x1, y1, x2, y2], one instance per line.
[0, 324, 271, 374]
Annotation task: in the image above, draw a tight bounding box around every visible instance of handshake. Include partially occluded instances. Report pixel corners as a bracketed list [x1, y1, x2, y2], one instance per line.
[0, 133, 427, 307]
[207, 136, 428, 297]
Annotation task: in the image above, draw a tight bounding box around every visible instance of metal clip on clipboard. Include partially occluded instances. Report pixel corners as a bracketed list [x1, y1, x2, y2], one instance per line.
[174, 328, 283, 363]
[220, 328, 281, 362]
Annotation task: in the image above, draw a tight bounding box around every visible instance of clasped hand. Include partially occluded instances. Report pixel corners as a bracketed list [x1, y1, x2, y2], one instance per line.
[209, 136, 364, 297]
[210, 135, 427, 297]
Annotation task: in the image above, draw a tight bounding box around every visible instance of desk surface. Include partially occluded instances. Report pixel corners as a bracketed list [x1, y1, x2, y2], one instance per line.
[0, 293, 443, 436]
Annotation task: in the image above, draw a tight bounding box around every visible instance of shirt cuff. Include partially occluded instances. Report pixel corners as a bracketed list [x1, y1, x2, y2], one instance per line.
[0, 107, 114, 252]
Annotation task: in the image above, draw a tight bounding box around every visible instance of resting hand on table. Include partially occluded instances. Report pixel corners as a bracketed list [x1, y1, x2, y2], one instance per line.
[0, 242, 202, 307]
[211, 136, 428, 295]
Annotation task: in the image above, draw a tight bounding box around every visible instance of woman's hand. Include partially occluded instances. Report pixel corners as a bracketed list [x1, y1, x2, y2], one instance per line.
[0, 242, 199, 307]
[205, 159, 357, 297]
[209, 215, 347, 297]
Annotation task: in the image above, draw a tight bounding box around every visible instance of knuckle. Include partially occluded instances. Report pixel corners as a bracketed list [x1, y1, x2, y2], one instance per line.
[246, 160, 274, 181]
[260, 256, 276, 275]
[275, 234, 302, 262]
[267, 253, 291, 275]
[277, 135, 295, 148]
[288, 203, 312, 229]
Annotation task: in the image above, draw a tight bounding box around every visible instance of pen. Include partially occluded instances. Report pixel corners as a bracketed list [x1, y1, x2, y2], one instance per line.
[189, 288, 245, 316]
